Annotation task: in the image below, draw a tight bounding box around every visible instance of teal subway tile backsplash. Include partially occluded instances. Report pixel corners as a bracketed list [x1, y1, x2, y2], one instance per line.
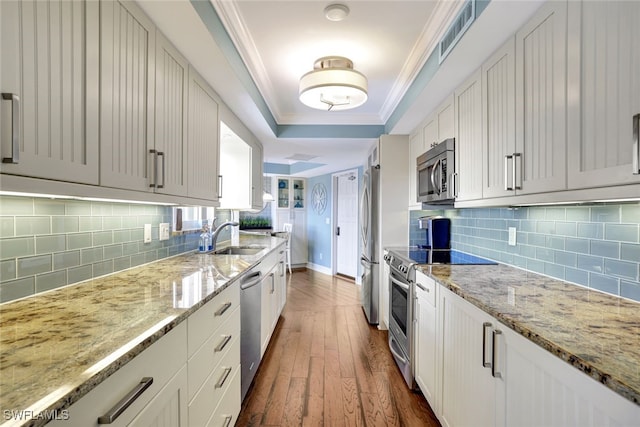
[445, 203, 640, 302]
[0, 196, 202, 303]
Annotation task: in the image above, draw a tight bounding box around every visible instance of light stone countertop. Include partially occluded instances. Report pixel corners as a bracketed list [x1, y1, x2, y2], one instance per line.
[417, 263, 640, 406]
[0, 235, 286, 427]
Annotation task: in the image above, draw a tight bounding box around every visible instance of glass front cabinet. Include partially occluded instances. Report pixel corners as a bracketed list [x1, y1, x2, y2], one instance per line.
[277, 178, 305, 209]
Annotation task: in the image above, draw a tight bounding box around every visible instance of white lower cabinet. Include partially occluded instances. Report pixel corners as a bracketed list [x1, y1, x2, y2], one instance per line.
[425, 284, 640, 427]
[496, 325, 640, 427]
[439, 286, 497, 427]
[49, 322, 188, 427]
[260, 247, 287, 358]
[413, 271, 439, 414]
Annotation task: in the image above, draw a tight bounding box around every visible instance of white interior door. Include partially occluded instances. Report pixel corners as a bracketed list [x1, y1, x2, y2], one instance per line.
[335, 171, 358, 278]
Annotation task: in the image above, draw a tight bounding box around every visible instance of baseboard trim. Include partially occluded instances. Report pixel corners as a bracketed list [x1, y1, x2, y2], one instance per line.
[306, 262, 332, 275]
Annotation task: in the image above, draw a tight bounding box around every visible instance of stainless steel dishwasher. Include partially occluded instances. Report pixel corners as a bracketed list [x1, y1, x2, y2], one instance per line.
[240, 267, 262, 400]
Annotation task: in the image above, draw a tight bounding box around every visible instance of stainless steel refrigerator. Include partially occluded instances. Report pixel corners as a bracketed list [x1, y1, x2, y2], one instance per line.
[360, 165, 380, 324]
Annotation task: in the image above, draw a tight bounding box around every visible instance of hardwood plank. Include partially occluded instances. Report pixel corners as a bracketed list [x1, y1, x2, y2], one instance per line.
[239, 270, 441, 427]
[281, 377, 307, 426]
[303, 356, 325, 427]
[341, 378, 364, 426]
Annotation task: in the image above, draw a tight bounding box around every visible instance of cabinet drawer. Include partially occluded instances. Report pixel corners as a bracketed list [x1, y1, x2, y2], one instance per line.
[415, 272, 436, 307]
[188, 282, 240, 357]
[50, 322, 187, 427]
[206, 367, 241, 427]
[188, 335, 240, 427]
[188, 305, 240, 401]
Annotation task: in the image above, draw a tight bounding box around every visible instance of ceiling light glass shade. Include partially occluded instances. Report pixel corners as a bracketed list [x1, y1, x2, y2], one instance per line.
[299, 57, 368, 111]
[324, 4, 350, 21]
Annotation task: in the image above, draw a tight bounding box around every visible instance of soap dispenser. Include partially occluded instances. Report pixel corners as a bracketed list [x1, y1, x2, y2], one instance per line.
[198, 221, 211, 253]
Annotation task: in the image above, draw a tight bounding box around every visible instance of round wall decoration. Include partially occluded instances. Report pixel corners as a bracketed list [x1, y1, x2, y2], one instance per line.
[312, 183, 328, 214]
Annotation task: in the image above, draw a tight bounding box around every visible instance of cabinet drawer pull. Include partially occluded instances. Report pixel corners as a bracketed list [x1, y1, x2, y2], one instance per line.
[97, 377, 153, 424]
[482, 322, 492, 368]
[214, 335, 232, 352]
[215, 367, 232, 389]
[492, 330, 502, 379]
[415, 282, 427, 292]
[1, 93, 20, 164]
[222, 415, 233, 427]
[149, 149, 158, 188]
[271, 273, 275, 294]
[157, 151, 165, 189]
[215, 302, 232, 317]
[633, 114, 639, 175]
[504, 155, 513, 191]
[513, 152, 522, 190]
[218, 174, 223, 199]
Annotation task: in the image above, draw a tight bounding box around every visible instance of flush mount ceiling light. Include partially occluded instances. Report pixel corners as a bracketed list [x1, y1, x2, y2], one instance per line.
[324, 4, 350, 21]
[299, 56, 368, 111]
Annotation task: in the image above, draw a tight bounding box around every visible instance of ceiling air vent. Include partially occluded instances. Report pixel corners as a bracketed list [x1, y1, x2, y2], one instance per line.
[439, 0, 476, 64]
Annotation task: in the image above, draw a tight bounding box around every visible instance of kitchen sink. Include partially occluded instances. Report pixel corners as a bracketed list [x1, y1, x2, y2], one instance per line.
[213, 246, 266, 255]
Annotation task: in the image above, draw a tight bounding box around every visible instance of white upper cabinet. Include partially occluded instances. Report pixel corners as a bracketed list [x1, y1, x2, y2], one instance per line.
[154, 31, 189, 196]
[0, 0, 99, 184]
[482, 37, 516, 199]
[250, 141, 264, 211]
[187, 67, 220, 201]
[567, 0, 640, 189]
[454, 69, 483, 201]
[515, 0, 568, 195]
[99, 0, 155, 192]
[219, 121, 252, 209]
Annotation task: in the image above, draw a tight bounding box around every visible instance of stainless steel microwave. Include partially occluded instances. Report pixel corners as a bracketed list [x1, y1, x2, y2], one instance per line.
[416, 138, 455, 205]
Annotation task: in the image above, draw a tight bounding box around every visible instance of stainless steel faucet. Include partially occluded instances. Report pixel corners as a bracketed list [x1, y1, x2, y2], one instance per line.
[211, 221, 239, 250]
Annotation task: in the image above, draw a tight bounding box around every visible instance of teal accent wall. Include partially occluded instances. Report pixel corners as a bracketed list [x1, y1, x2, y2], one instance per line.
[442, 204, 640, 302]
[0, 196, 202, 303]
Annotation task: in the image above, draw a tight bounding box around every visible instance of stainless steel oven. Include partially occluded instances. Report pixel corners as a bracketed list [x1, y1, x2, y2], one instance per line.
[417, 138, 456, 204]
[384, 252, 416, 389]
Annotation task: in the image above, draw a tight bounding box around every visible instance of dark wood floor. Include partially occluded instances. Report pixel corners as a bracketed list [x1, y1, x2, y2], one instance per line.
[237, 270, 440, 427]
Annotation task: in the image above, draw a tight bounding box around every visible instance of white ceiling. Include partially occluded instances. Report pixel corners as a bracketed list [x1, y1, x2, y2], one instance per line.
[138, 0, 545, 178]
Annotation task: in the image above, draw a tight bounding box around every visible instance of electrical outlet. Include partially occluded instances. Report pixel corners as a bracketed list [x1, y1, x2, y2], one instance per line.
[507, 286, 516, 306]
[144, 224, 152, 243]
[159, 223, 170, 241]
[508, 227, 517, 246]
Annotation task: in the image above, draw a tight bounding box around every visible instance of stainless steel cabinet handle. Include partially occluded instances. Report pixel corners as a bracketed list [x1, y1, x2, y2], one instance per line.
[149, 149, 158, 188]
[492, 330, 502, 378]
[633, 114, 639, 175]
[215, 367, 233, 389]
[1, 93, 20, 164]
[214, 335, 232, 352]
[218, 175, 223, 199]
[482, 322, 492, 368]
[513, 153, 522, 190]
[270, 273, 275, 294]
[504, 155, 513, 191]
[157, 151, 165, 189]
[280, 261, 285, 277]
[97, 377, 153, 424]
[215, 302, 232, 317]
[415, 282, 427, 292]
[222, 415, 233, 427]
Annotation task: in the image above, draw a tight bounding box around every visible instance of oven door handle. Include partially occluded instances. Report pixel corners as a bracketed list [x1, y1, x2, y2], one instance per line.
[390, 275, 410, 291]
[389, 335, 408, 364]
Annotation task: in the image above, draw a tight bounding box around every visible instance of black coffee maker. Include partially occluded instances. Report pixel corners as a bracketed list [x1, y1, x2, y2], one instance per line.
[417, 216, 451, 249]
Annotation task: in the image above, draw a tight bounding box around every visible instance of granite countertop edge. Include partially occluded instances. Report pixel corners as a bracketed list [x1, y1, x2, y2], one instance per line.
[420, 266, 639, 406]
[1, 237, 287, 427]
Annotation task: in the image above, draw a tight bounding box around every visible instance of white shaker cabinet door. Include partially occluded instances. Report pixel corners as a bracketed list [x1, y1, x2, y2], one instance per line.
[496, 324, 640, 427]
[439, 286, 497, 427]
[515, 0, 568, 195]
[567, 0, 640, 189]
[187, 67, 220, 202]
[481, 38, 516, 199]
[408, 131, 423, 209]
[154, 31, 189, 197]
[99, 0, 155, 192]
[454, 69, 483, 202]
[0, 0, 99, 184]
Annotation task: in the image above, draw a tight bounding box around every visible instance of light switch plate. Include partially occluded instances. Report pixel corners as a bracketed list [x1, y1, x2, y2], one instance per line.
[159, 223, 170, 241]
[144, 224, 152, 243]
[508, 227, 517, 246]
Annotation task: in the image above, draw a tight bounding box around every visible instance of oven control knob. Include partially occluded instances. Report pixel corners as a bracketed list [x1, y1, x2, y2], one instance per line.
[399, 265, 408, 274]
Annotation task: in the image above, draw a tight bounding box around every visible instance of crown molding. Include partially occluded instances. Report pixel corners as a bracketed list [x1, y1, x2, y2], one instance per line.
[210, 0, 284, 121]
[379, 0, 466, 122]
